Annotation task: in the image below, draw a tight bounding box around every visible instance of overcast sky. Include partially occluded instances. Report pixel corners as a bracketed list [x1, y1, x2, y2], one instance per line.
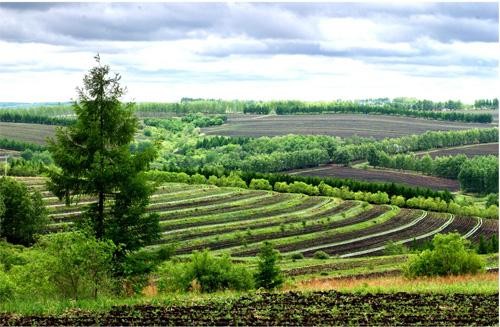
[0, 2, 498, 103]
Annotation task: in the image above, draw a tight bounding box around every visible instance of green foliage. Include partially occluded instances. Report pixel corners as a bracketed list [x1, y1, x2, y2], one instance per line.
[0, 177, 47, 245]
[47, 56, 160, 253]
[485, 194, 498, 207]
[290, 253, 304, 260]
[287, 181, 319, 195]
[181, 113, 227, 127]
[7, 231, 116, 301]
[216, 173, 247, 188]
[313, 250, 330, 260]
[0, 241, 26, 271]
[384, 241, 408, 255]
[406, 233, 485, 278]
[477, 235, 498, 254]
[0, 138, 46, 152]
[255, 242, 283, 290]
[458, 156, 498, 194]
[474, 98, 499, 109]
[390, 195, 406, 207]
[37, 232, 116, 300]
[0, 267, 14, 301]
[270, 99, 490, 123]
[157, 250, 254, 293]
[249, 178, 272, 190]
[0, 108, 74, 125]
[190, 173, 207, 184]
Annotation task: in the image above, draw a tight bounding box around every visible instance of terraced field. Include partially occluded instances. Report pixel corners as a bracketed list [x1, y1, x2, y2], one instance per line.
[18, 177, 498, 258]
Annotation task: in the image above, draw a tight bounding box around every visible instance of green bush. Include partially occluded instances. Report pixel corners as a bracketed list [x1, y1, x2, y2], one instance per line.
[0, 267, 14, 301]
[189, 173, 207, 184]
[249, 178, 272, 190]
[0, 177, 48, 245]
[384, 241, 408, 255]
[313, 251, 330, 260]
[254, 242, 283, 290]
[157, 250, 253, 293]
[405, 233, 485, 278]
[290, 253, 304, 260]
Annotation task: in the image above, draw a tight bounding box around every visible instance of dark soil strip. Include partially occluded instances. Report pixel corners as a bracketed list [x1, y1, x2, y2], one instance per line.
[284, 256, 408, 276]
[469, 219, 499, 242]
[2, 291, 497, 326]
[234, 206, 400, 257]
[305, 215, 447, 257]
[290, 164, 460, 191]
[409, 214, 477, 248]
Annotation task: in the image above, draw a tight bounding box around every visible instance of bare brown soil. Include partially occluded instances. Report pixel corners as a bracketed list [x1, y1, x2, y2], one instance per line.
[289, 164, 460, 191]
[0, 122, 55, 144]
[416, 142, 498, 158]
[202, 114, 495, 139]
[1, 291, 497, 326]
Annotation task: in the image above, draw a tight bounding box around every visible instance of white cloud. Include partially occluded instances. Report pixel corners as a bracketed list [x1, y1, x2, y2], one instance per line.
[0, 3, 497, 103]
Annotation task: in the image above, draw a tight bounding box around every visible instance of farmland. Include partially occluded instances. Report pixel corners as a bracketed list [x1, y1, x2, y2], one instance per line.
[1, 290, 497, 326]
[289, 164, 461, 191]
[416, 142, 499, 158]
[0, 122, 55, 144]
[202, 114, 496, 139]
[18, 177, 497, 260]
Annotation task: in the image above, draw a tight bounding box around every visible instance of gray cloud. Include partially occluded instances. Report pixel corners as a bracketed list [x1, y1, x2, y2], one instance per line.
[0, 3, 497, 44]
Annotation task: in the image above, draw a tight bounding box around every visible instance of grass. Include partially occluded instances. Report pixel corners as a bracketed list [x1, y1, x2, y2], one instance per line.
[291, 271, 499, 294]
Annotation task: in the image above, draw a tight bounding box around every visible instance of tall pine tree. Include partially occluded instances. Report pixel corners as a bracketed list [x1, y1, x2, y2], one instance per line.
[48, 55, 160, 255]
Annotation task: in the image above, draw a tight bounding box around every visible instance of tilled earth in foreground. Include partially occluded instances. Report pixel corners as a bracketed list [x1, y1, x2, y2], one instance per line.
[1, 291, 497, 326]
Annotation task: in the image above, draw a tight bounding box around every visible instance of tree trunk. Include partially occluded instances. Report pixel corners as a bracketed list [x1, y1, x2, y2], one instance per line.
[96, 190, 104, 239]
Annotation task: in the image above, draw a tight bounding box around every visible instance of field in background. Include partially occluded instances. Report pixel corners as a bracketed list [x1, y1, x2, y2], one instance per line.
[0, 122, 55, 144]
[289, 164, 461, 191]
[415, 142, 499, 158]
[202, 114, 496, 139]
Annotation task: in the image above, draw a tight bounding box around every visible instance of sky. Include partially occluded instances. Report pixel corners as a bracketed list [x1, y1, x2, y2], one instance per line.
[0, 2, 498, 103]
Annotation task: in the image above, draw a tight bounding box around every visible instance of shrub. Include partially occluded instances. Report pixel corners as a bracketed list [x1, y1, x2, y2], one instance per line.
[189, 173, 207, 184]
[207, 175, 219, 185]
[38, 231, 115, 300]
[290, 253, 304, 260]
[254, 242, 283, 290]
[0, 268, 14, 301]
[274, 181, 289, 193]
[384, 241, 408, 255]
[157, 250, 253, 293]
[287, 181, 319, 196]
[249, 178, 272, 190]
[405, 233, 484, 278]
[0, 177, 48, 245]
[313, 251, 330, 260]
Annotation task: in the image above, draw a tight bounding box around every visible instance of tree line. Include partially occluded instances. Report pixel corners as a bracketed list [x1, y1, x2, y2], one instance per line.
[334, 128, 498, 165]
[0, 138, 46, 152]
[368, 152, 499, 194]
[160, 166, 454, 202]
[474, 98, 499, 109]
[0, 111, 74, 125]
[243, 100, 492, 123]
[169, 128, 498, 172]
